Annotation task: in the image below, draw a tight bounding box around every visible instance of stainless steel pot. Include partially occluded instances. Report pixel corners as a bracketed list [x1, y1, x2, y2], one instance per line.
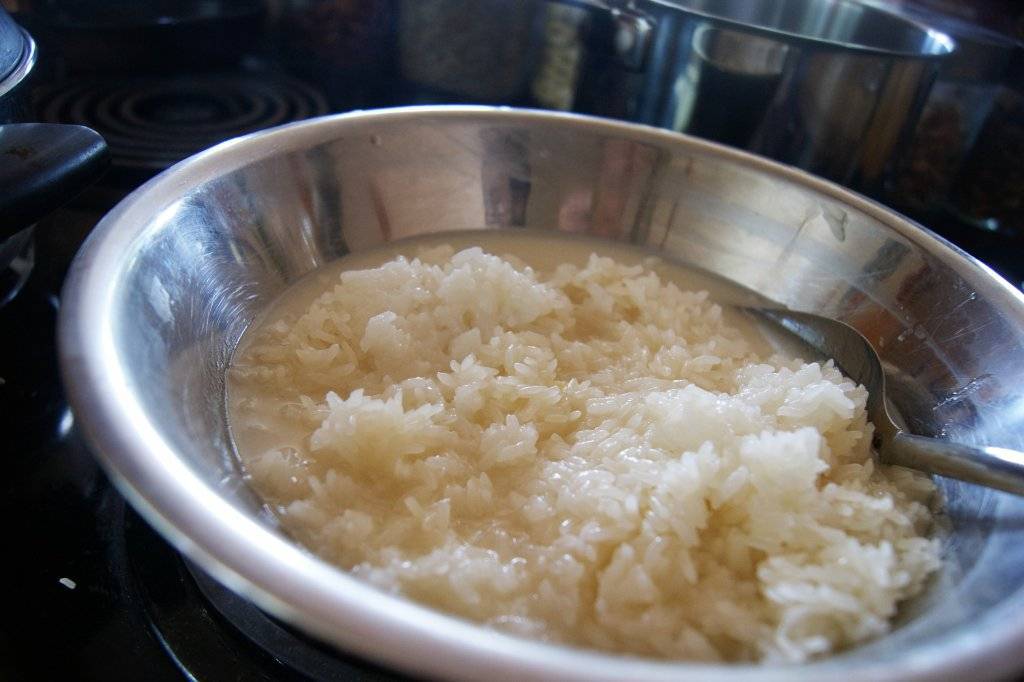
[59, 108, 1024, 681]
[588, 0, 955, 193]
[878, 5, 1018, 216]
[279, 0, 952, 195]
[372, 0, 954, 193]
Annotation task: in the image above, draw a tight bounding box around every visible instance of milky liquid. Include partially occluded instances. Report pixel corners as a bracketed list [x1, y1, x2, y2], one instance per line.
[226, 229, 816, 470]
[232, 228, 788, 351]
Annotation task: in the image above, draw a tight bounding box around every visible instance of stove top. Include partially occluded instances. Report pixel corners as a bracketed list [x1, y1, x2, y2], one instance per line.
[1, 222, 402, 681]
[36, 73, 328, 174]
[3, 2, 1023, 679]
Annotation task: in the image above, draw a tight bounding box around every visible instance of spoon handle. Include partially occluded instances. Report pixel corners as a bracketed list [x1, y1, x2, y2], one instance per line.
[884, 433, 1024, 496]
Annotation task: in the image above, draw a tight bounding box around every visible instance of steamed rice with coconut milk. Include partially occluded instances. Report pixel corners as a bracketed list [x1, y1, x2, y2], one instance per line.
[227, 240, 940, 663]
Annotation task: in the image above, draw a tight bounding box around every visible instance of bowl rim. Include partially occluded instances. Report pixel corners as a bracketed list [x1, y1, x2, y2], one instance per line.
[58, 105, 1024, 681]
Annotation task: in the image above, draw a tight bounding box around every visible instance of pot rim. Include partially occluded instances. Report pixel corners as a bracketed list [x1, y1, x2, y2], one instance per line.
[643, 0, 955, 60]
[0, 28, 35, 100]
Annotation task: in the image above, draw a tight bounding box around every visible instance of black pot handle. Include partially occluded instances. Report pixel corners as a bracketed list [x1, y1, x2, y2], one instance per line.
[0, 123, 109, 240]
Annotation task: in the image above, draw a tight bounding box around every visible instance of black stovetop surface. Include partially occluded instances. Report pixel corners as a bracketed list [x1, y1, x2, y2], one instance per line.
[1, 214, 402, 681]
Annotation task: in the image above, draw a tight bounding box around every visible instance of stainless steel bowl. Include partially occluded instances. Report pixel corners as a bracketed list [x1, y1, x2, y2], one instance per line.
[59, 107, 1024, 681]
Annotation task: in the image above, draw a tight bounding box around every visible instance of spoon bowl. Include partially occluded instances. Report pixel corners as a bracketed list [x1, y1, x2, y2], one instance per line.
[750, 307, 1024, 496]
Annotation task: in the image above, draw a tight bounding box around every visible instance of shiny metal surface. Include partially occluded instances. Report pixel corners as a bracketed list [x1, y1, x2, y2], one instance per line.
[292, 0, 952, 194]
[752, 308, 1024, 495]
[59, 108, 1024, 681]
[0, 27, 35, 129]
[0, 7, 28, 85]
[618, 0, 955, 192]
[877, 4, 1018, 215]
[0, 27, 34, 105]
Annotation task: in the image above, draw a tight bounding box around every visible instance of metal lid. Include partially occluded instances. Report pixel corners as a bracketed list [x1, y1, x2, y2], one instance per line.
[0, 7, 27, 86]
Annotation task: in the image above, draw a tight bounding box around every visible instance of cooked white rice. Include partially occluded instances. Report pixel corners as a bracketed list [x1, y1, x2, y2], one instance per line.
[228, 245, 940, 663]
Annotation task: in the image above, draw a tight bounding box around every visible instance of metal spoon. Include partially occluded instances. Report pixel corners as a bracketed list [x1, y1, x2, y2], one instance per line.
[748, 308, 1024, 496]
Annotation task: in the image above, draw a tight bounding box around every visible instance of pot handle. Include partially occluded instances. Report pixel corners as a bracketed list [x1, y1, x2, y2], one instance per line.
[0, 123, 109, 240]
[572, 2, 656, 120]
